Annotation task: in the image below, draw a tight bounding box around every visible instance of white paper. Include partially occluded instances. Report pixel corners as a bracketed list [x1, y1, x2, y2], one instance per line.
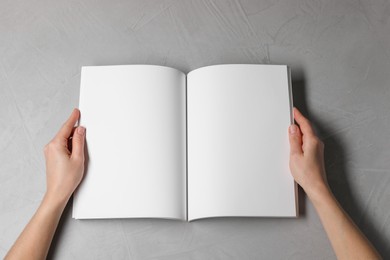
[73, 65, 187, 220]
[187, 64, 297, 220]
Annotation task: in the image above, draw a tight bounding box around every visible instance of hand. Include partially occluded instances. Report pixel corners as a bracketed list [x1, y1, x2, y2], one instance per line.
[5, 109, 86, 260]
[288, 108, 381, 259]
[288, 107, 328, 198]
[44, 108, 86, 205]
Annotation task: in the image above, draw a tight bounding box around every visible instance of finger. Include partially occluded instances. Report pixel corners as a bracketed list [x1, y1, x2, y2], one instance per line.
[55, 108, 80, 143]
[71, 126, 86, 160]
[67, 127, 77, 152]
[289, 124, 303, 155]
[293, 107, 314, 136]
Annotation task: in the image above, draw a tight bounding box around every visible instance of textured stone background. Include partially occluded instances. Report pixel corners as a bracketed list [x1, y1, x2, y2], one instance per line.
[1, 0, 390, 259]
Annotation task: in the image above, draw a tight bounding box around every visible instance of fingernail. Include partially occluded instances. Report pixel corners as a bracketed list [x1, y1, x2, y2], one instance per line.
[289, 125, 297, 134]
[77, 126, 86, 135]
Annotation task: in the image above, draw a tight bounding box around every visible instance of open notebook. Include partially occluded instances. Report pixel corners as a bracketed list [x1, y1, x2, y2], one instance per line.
[72, 64, 297, 221]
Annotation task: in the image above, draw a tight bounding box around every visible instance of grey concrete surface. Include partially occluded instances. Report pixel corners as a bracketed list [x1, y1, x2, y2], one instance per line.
[1, 0, 390, 259]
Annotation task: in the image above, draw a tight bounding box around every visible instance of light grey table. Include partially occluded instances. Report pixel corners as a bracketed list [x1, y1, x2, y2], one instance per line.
[1, 0, 389, 259]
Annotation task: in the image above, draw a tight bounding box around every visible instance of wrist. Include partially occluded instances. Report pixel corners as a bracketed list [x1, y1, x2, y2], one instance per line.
[42, 192, 70, 211]
[304, 181, 332, 206]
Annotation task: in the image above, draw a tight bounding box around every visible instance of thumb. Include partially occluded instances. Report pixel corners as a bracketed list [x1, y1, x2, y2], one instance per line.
[71, 126, 86, 160]
[289, 124, 303, 155]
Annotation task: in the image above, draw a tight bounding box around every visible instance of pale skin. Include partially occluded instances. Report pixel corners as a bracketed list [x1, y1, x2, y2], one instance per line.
[5, 109, 85, 260]
[6, 107, 380, 259]
[289, 107, 381, 260]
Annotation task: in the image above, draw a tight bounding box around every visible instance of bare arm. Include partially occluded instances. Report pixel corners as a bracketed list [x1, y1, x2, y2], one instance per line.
[5, 109, 86, 260]
[288, 107, 381, 260]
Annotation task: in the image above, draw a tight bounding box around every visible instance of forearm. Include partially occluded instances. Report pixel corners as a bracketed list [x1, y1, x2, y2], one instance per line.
[5, 194, 67, 260]
[307, 184, 381, 260]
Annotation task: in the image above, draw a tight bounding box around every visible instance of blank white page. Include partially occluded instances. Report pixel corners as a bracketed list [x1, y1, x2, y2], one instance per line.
[187, 64, 297, 221]
[73, 65, 186, 220]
